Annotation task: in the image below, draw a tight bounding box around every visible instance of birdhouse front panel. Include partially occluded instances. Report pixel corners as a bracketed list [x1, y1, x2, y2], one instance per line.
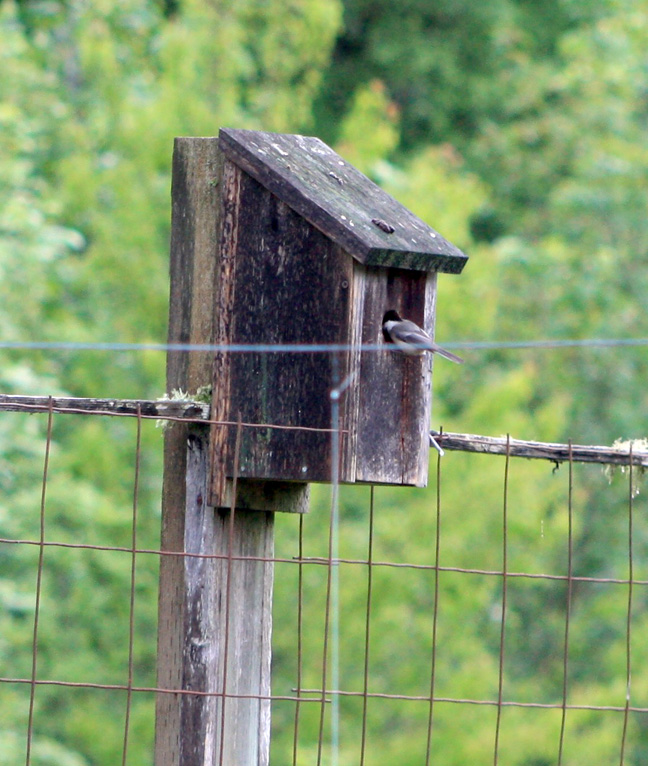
[351, 265, 436, 486]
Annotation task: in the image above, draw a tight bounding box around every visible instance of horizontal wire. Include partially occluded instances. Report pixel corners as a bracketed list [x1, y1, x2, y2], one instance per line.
[0, 674, 643, 713]
[0, 399, 345, 433]
[293, 689, 648, 713]
[0, 536, 645, 585]
[0, 676, 323, 702]
[0, 341, 432, 353]
[1, 338, 648, 353]
[451, 338, 648, 351]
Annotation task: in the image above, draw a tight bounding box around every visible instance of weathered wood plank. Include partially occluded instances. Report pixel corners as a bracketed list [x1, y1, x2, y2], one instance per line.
[213, 504, 274, 766]
[354, 266, 432, 485]
[436, 432, 648, 467]
[0, 394, 209, 420]
[176, 430, 274, 765]
[208, 164, 354, 500]
[221, 479, 309, 513]
[338, 262, 365, 481]
[420, 270, 438, 476]
[167, 137, 223, 392]
[178, 429, 219, 764]
[209, 158, 240, 508]
[156, 136, 225, 766]
[219, 128, 468, 273]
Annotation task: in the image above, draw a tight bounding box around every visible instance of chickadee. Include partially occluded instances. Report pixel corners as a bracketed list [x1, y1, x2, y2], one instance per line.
[382, 310, 464, 363]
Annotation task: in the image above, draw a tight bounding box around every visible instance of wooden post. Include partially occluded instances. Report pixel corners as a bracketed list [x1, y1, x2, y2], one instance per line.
[155, 138, 297, 766]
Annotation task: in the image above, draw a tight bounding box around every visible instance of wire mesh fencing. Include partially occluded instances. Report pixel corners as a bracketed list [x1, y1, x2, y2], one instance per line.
[0, 399, 646, 765]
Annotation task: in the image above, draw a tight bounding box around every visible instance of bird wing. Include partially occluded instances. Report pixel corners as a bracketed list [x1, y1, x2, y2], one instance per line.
[393, 320, 434, 348]
[395, 321, 463, 363]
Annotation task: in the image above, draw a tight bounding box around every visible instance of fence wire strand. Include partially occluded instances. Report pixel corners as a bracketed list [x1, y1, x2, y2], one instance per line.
[4, 533, 648, 585]
[557, 442, 574, 765]
[619, 445, 634, 765]
[316, 449, 337, 766]
[493, 435, 510, 766]
[218, 416, 243, 766]
[25, 398, 53, 766]
[121, 406, 142, 766]
[359, 485, 375, 766]
[291, 513, 305, 766]
[424, 447, 443, 766]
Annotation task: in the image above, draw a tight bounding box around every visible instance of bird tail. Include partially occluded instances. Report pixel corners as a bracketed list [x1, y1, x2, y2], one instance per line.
[435, 346, 464, 364]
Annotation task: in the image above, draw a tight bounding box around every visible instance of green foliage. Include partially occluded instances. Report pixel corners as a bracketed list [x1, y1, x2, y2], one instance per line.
[312, 0, 607, 151]
[2, 0, 648, 763]
[335, 79, 400, 172]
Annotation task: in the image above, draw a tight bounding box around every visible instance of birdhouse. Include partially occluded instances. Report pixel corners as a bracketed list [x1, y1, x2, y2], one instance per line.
[208, 128, 467, 507]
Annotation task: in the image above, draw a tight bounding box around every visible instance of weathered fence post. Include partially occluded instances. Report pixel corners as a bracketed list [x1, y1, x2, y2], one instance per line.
[155, 136, 222, 765]
[155, 129, 466, 764]
[155, 138, 306, 766]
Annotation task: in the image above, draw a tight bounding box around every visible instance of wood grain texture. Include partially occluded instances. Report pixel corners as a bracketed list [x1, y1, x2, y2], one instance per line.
[207, 130, 466, 491]
[354, 266, 432, 485]
[436, 432, 648, 466]
[208, 164, 355, 500]
[206, 162, 438, 488]
[209, 158, 240, 508]
[167, 137, 223, 392]
[176, 431, 274, 765]
[221, 479, 309, 513]
[178, 430, 219, 764]
[213, 505, 274, 766]
[219, 128, 468, 273]
[0, 394, 209, 420]
[421, 271, 438, 478]
[157, 137, 224, 766]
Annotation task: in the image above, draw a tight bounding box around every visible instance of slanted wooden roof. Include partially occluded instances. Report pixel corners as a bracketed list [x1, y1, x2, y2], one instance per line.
[219, 128, 468, 274]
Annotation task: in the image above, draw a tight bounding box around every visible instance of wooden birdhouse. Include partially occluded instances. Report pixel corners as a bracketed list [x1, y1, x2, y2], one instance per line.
[203, 128, 467, 507]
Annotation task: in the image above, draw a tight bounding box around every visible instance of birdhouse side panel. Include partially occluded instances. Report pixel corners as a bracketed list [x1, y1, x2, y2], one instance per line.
[209, 163, 354, 501]
[353, 266, 434, 486]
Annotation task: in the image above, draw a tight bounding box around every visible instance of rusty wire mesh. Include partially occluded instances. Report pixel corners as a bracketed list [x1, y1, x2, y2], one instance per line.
[0, 402, 645, 765]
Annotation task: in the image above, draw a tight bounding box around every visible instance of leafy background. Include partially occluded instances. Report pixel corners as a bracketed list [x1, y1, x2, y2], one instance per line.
[1, 0, 648, 763]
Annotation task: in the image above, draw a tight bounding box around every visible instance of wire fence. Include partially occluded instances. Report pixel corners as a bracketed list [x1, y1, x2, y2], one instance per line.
[0, 396, 646, 765]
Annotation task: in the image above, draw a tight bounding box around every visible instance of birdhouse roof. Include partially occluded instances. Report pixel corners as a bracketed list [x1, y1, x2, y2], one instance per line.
[219, 128, 468, 274]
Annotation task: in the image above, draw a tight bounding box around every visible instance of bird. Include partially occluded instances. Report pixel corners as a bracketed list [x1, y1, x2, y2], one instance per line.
[381, 309, 463, 363]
